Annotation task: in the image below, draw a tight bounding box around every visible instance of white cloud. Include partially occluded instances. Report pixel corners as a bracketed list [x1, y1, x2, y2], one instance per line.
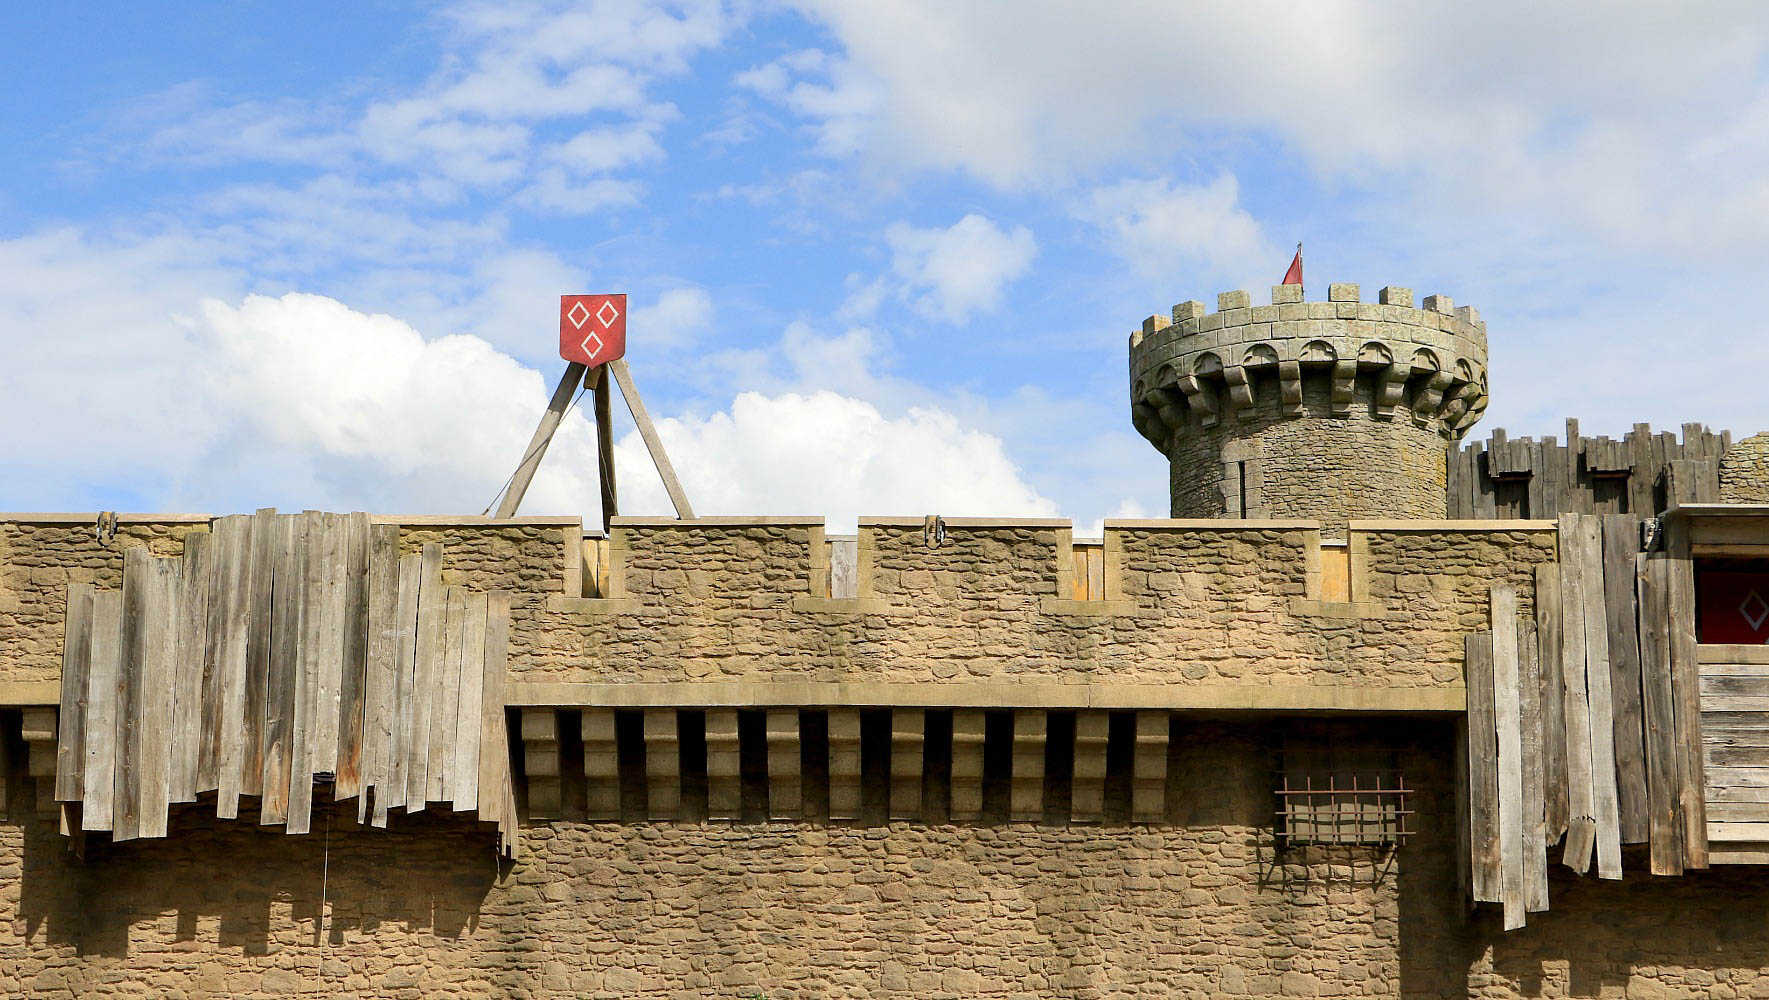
[630, 287, 714, 348]
[736, 48, 881, 157]
[613, 391, 1059, 531]
[781, 1, 1769, 257]
[1076, 174, 1277, 289]
[884, 214, 1037, 323]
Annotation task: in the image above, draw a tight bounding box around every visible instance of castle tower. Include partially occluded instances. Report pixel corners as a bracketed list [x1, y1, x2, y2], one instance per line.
[1129, 283, 1489, 533]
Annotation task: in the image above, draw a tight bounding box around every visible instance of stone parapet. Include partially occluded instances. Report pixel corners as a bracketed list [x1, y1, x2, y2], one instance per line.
[2, 513, 1556, 698]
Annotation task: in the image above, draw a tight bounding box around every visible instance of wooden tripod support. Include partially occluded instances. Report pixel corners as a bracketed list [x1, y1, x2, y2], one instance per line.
[495, 358, 694, 528]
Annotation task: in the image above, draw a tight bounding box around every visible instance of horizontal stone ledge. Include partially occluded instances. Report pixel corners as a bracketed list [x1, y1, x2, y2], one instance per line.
[1349, 519, 1560, 532]
[0, 680, 60, 706]
[0, 512, 586, 527]
[610, 515, 826, 527]
[1104, 518, 1321, 531]
[503, 681, 1465, 713]
[860, 516, 1076, 528]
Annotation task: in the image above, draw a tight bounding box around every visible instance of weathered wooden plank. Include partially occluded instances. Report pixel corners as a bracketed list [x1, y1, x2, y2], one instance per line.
[1639, 553, 1683, 875]
[427, 586, 467, 803]
[115, 549, 150, 839]
[1699, 673, 1769, 694]
[237, 508, 277, 803]
[286, 511, 331, 836]
[260, 513, 303, 826]
[359, 524, 400, 821]
[137, 550, 182, 839]
[1492, 588, 1526, 929]
[1699, 695, 1769, 712]
[1518, 621, 1549, 912]
[829, 538, 858, 600]
[335, 512, 370, 800]
[1668, 512, 1710, 870]
[1576, 515, 1624, 878]
[404, 542, 444, 810]
[81, 590, 122, 831]
[1602, 515, 1649, 844]
[202, 516, 248, 802]
[169, 530, 211, 804]
[477, 591, 509, 825]
[1705, 782, 1769, 799]
[452, 590, 488, 812]
[1559, 518, 1597, 872]
[1465, 632, 1500, 902]
[1706, 822, 1769, 843]
[1701, 801, 1769, 822]
[55, 583, 95, 802]
[1535, 563, 1569, 841]
[1703, 746, 1769, 767]
[381, 552, 421, 821]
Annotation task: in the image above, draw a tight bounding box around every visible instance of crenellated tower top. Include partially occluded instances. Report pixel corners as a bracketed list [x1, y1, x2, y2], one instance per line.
[1128, 282, 1490, 531]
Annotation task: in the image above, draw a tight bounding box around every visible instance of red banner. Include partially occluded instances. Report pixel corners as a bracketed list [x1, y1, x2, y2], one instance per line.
[559, 294, 627, 367]
[1697, 569, 1769, 644]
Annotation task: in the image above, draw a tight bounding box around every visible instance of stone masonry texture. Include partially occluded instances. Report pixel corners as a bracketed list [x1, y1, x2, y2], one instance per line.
[1721, 431, 1769, 503]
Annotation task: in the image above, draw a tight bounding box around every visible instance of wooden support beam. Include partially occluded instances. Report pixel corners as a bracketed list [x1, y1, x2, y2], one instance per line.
[593, 364, 617, 531]
[170, 530, 211, 805]
[1070, 710, 1109, 823]
[766, 708, 801, 820]
[949, 709, 986, 822]
[608, 358, 695, 521]
[1011, 710, 1045, 822]
[496, 361, 587, 519]
[703, 708, 740, 821]
[1665, 512, 1708, 868]
[889, 709, 924, 821]
[644, 708, 681, 820]
[1132, 711, 1169, 825]
[1603, 515, 1649, 845]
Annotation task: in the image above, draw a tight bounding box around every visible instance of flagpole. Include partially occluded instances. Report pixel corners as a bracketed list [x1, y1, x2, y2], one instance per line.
[1297, 242, 1303, 299]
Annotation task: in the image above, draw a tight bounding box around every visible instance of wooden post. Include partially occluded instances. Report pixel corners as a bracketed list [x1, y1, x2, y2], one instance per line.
[609, 358, 695, 521]
[1466, 632, 1500, 902]
[593, 364, 618, 532]
[495, 361, 587, 519]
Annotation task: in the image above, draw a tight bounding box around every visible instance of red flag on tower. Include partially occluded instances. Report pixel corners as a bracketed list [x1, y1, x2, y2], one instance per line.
[1282, 243, 1303, 286]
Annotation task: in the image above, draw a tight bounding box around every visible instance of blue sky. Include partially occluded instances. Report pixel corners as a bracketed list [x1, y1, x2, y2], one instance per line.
[4, 2, 1767, 529]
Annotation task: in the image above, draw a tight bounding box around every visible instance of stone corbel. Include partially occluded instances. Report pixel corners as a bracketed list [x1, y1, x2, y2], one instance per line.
[1071, 711, 1109, 823]
[1330, 360, 1359, 417]
[890, 710, 925, 820]
[1277, 360, 1303, 417]
[1132, 711, 1170, 824]
[828, 708, 862, 821]
[1223, 366, 1255, 418]
[766, 709, 801, 820]
[582, 708, 620, 821]
[1374, 365, 1410, 420]
[1011, 710, 1046, 822]
[1412, 371, 1455, 428]
[644, 708, 680, 820]
[950, 709, 986, 822]
[1174, 376, 1218, 428]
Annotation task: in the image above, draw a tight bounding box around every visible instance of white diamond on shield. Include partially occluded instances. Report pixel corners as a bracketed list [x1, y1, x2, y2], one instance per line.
[567, 301, 592, 329]
[597, 299, 620, 328]
[1742, 589, 1769, 632]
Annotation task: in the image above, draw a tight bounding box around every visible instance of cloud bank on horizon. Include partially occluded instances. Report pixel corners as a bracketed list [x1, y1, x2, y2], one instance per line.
[3, 1, 1766, 525]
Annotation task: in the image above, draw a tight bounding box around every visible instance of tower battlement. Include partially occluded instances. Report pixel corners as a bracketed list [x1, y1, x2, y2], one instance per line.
[1129, 283, 1490, 530]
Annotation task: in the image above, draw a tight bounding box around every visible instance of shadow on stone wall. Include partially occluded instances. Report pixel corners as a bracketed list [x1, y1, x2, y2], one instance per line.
[12, 791, 506, 959]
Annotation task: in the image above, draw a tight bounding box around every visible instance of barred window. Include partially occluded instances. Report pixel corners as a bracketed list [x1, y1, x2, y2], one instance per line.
[1275, 746, 1412, 847]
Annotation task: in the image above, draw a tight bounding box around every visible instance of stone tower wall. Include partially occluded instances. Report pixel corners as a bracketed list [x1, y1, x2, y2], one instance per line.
[1721, 432, 1769, 504]
[1130, 283, 1488, 533]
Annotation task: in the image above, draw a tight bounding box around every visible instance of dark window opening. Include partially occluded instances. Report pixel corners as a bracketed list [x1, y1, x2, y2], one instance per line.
[678, 710, 708, 823]
[615, 710, 648, 822]
[801, 710, 830, 822]
[1042, 710, 1075, 824]
[738, 710, 769, 823]
[1695, 557, 1769, 644]
[980, 710, 1014, 823]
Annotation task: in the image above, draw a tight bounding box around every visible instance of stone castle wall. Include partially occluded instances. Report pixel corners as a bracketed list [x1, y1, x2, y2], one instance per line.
[1, 515, 1557, 695]
[9, 719, 1769, 998]
[1721, 432, 1769, 504]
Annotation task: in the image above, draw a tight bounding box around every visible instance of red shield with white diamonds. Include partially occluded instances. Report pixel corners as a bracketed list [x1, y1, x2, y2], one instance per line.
[1697, 569, 1769, 644]
[558, 294, 627, 367]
